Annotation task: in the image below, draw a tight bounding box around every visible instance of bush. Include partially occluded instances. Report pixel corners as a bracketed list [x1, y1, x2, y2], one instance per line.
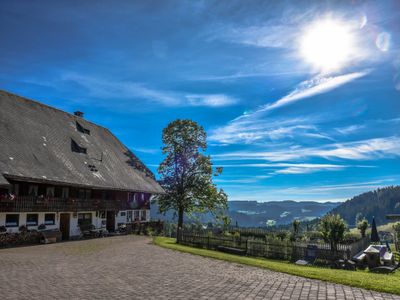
[343, 232, 361, 244]
[19, 225, 28, 232]
[357, 219, 369, 238]
[304, 231, 324, 242]
[276, 231, 289, 241]
[319, 214, 347, 255]
[0, 231, 42, 248]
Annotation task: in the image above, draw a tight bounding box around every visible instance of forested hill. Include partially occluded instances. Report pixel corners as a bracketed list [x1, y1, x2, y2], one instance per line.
[330, 186, 400, 226]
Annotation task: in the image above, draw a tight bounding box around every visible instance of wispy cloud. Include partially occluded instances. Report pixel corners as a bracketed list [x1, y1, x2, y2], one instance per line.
[217, 162, 370, 175]
[214, 136, 400, 162]
[216, 25, 297, 49]
[209, 116, 331, 144]
[186, 94, 237, 107]
[274, 164, 348, 174]
[209, 70, 369, 145]
[61, 73, 238, 108]
[223, 178, 399, 202]
[62, 73, 181, 106]
[279, 179, 397, 196]
[260, 70, 369, 112]
[335, 124, 365, 135]
[131, 147, 160, 154]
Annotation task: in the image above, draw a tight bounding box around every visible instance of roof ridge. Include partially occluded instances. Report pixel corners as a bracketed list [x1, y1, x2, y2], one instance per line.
[0, 89, 107, 130]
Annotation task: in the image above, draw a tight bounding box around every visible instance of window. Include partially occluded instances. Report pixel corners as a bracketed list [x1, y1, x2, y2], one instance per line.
[140, 210, 146, 221]
[5, 214, 19, 227]
[76, 121, 90, 135]
[99, 211, 106, 219]
[126, 210, 132, 222]
[44, 213, 55, 225]
[71, 139, 87, 154]
[120, 211, 126, 217]
[134, 210, 140, 221]
[61, 187, 69, 198]
[46, 187, 55, 197]
[26, 214, 38, 226]
[28, 185, 38, 196]
[78, 213, 92, 225]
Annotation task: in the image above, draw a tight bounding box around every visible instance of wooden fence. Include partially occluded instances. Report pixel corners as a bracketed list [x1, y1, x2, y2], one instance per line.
[180, 232, 370, 262]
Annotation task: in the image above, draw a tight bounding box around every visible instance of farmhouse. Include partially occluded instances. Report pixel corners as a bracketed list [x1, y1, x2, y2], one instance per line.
[0, 90, 163, 239]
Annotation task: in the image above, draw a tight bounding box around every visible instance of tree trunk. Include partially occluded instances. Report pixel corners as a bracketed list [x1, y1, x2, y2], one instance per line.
[177, 206, 184, 243]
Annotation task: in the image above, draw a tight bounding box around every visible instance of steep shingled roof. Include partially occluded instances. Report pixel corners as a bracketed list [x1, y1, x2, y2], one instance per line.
[0, 174, 9, 187]
[0, 90, 164, 194]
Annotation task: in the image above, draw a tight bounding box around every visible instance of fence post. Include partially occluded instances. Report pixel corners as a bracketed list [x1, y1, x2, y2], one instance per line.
[207, 236, 210, 249]
[246, 238, 248, 255]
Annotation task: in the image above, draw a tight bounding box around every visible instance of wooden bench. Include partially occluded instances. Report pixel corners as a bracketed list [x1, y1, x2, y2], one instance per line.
[217, 245, 246, 256]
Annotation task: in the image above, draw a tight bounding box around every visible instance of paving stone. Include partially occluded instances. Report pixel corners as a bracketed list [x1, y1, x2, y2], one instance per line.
[0, 235, 398, 300]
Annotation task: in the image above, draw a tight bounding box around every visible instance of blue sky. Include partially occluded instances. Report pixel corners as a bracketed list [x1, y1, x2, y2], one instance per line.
[1, 0, 400, 202]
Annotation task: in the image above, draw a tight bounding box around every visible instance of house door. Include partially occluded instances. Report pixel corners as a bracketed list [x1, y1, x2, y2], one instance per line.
[59, 213, 70, 240]
[106, 211, 115, 232]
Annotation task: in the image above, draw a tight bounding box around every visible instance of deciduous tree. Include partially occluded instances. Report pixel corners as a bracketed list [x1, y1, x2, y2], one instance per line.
[157, 119, 227, 241]
[320, 214, 347, 256]
[357, 218, 369, 238]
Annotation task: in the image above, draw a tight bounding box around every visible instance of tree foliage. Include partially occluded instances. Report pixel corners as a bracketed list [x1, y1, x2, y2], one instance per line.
[331, 186, 400, 225]
[157, 119, 228, 237]
[393, 222, 400, 241]
[291, 219, 301, 241]
[357, 218, 369, 238]
[319, 214, 347, 254]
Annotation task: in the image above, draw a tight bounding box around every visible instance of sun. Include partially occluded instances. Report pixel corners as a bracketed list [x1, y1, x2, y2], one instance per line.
[300, 19, 356, 72]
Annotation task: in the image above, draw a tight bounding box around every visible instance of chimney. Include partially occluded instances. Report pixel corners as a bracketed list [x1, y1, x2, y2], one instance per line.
[74, 111, 84, 118]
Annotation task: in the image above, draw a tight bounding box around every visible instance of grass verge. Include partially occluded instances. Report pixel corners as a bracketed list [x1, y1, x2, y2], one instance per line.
[154, 236, 400, 295]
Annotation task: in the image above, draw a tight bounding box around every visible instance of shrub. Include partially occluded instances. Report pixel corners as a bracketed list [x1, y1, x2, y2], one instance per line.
[19, 225, 28, 232]
[357, 218, 369, 238]
[304, 231, 324, 242]
[319, 214, 347, 255]
[276, 231, 289, 241]
[343, 232, 361, 244]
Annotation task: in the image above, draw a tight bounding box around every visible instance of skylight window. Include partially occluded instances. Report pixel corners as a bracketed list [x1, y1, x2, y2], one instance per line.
[76, 121, 90, 135]
[71, 139, 87, 154]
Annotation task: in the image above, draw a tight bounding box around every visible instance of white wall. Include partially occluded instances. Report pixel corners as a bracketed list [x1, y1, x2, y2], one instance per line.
[0, 209, 151, 236]
[0, 212, 59, 233]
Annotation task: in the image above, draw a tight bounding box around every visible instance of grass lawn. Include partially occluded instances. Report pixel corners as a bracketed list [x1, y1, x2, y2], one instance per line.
[154, 236, 400, 295]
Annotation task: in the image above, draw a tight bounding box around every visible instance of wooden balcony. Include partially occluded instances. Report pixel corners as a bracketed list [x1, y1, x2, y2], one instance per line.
[0, 196, 130, 212]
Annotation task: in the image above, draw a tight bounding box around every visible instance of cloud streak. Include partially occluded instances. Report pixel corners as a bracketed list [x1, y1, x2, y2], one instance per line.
[61, 73, 238, 108]
[217, 162, 372, 175]
[209, 70, 369, 145]
[214, 136, 400, 162]
[261, 70, 369, 112]
[186, 94, 238, 107]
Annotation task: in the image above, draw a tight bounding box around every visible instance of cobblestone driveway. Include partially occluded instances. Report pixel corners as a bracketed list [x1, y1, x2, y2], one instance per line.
[0, 235, 398, 300]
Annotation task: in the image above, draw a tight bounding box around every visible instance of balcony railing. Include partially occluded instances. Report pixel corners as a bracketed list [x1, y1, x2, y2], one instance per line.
[0, 196, 130, 212]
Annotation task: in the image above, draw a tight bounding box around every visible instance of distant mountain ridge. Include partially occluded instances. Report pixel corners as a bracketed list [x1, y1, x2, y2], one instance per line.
[330, 186, 400, 226]
[151, 186, 400, 228]
[227, 200, 340, 227]
[151, 199, 340, 227]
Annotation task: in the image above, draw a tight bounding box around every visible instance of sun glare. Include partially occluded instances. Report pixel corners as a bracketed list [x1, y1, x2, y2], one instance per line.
[300, 19, 356, 72]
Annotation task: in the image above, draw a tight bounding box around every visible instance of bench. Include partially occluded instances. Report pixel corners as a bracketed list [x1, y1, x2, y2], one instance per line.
[217, 245, 246, 256]
[41, 229, 62, 244]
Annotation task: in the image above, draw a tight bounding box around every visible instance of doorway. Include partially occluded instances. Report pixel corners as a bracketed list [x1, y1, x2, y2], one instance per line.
[59, 213, 70, 240]
[106, 211, 115, 232]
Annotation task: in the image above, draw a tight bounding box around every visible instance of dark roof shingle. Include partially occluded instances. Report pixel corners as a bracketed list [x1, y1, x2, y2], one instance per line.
[0, 90, 163, 194]
[0, 174, 9, 187]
